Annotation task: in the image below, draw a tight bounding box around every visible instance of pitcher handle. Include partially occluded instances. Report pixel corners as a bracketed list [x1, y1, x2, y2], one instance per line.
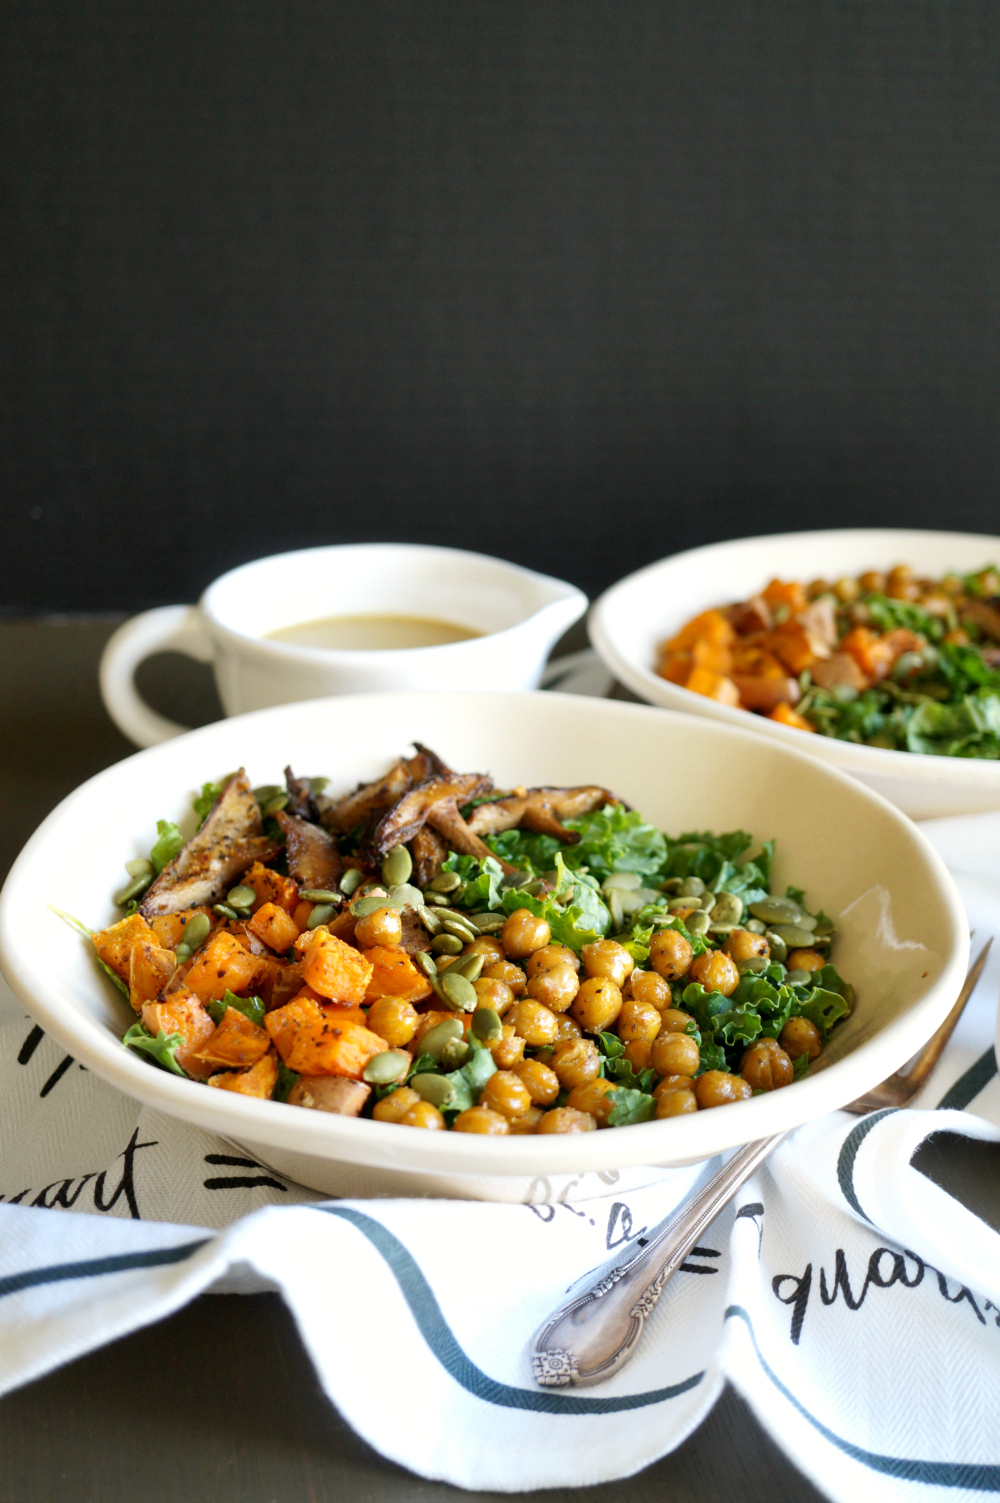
[99, 606, 213, 748]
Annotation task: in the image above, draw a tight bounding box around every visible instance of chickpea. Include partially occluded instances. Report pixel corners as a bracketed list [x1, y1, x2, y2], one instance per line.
[482, 960, 527, 996]
[472, 976, 515, 1016]
[566, 1078, 619, 1126]
[501, 908, 551, 959]
[527, 963, 580, 1013]
[724, 929, 770, 964]
[653, 1073, 696, 1099]
[480, 1069, 532, 1119]
[617, 997, 662, 1044]
[858, 570, 886, 594]
[372, 1086, 421, 1124]
[526, 943, 580, 978]
[463, 936, 505, 964]
[628, 970, 674, 1010]
[780, 1016, 822, 1061]
[400, 1099, 447, 1129]
[741, 1039, 794, 1091]
[650, 1032, 700, 1078]
[354, 906, 402, 948]
[622, 1038, 652, 1073]
[550, 1036, 601, 1090]
[656, 1088, 699, 1118]
[658, 1007, 697, 1034]
[366, 995, 419, 1048]
[581, 939, 634, 987]
[554, 1013, 582, 1045]
[513, 1058, 560, 1106]
[510, 999, 560, 1048]
[453, 1105, 510, 1134]
[570, 976, 623, 1032]
[787, 948, 824, 972]
[694, 1071, 753, 1109]
[689, 950, 740, 996]
[834, 576, 860, 603]
[508, 1105, 545, 1134]
[807, 577, 831, 599]
[536, 1107, 597, 1134]
[648, 929, 693, 981]
[887, 564, 919, 601]
[489, 1023, 526, 1069]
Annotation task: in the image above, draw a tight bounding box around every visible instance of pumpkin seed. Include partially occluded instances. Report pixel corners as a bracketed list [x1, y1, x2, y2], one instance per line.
[448, 952, 485, 983]
[212, 902, 240, 921]
[471, 1007, 502, 1042]
[419, 908, 443, 936]
[470, 913, 505, 933]
[389, 883, 424, 909]
[842, 983, 856, 1012]
[710, 892, 743, 927]
[813, 917, 835, 937]
[764, 930, 788, 962]
[306, 903, 336, 929]
[617, 891, 646, 917]
[125, 857, 154, 879]
[175, 911, 212, 958]
[439, 1037, 471, 1070]
[263, 793, 289, 817]
[440, 914, 477, 942]
[686, 910, 711, 935]
[708, 922, 738, 936]
[252, 784, 282, 805]
[602, 871, 642, 893]
[769, 924, 817, 949]
[679, 877, 705, 898]
[413, 950, 438, 979]
[114, 873, 152, 906]
[299, 888, 340, 903]
[425, 891, 453, 908]
[697, 891, 717, 910]
[749, 896, 802, 925]
[351, 893, 405, 919]
[227, 885, 256, 911]
[667, 897, 695, 913]
[744, 918, 767, 934]
[785, 970, 812, 986]
[339, 869, 364, 896]
[381, 844, 413, 887]
[410, 1073, 455, 1109]
[736, 956, 769, 975]
[429, 870, 462, 893]
[794, 913, 818, 932]
[608, 891, 625, 931]
[363, 1050, 411, 1085]
[419, 1018, 464, 1060]
[663, 877, 684, 895]
[431, 933, 463, 956]
[440, 970, 478, 1011]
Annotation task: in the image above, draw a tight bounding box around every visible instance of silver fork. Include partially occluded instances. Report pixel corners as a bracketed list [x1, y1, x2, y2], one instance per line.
[530, 937, 992, 1390]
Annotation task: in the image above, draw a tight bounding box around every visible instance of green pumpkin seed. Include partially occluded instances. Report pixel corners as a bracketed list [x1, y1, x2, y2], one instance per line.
[470, 914, 505, 933]
[227, 885, 257, 910]
[125, 857, 154, 879]
[666, 897, 695, 913]
[471, 1007, 502, 1042]
[765, 930, 788, 962]
[744, 918, 767, 935]
[736, 956, 769, 975]
[663, 877, 684, 895]
[425, 891, 453, 908]
[388, 883, 424, 909]
[340, 869, 364, 896]
[813, 918, 835, 937]
[749, 896, 802, 925]
[449, 952, 485, 983]
[429, 870, 462, 893]
[440, 914, 477, 940]
[607, 892, 624, 930]
[602, 871, 642, 893]
[769, 924, 817, 950]
[350, 893, 405, 920]
[263, 792, 289, 817]
[114, 873, 152, 906]
[410, 1073, 455, 1109]
[708, 922, 738, 936]
[842, 983, 856, 1013]
[794, 914, 818, 932]
[363, 1050, 411, 1085]
[686, 910, 711, 935]
[440, 971, 478, 1011]
[710, 892, 743, 926]
[175, 911, 212, 958]
[439, 1037, 471, 1070]
[299, 888, 340, 903]
[419, 908, 443, 936]
[306, 903, 336, 929]
[213, 903, 240, 921]
[679, 877, 705, 898]
[418, 1018, 464, 1060]
[381, 844, 413, 887]
[431, 933, 463, 956]
[413, 950, 438, 979]
[253, 784, 283, 805]
[785, 970, 812, 986]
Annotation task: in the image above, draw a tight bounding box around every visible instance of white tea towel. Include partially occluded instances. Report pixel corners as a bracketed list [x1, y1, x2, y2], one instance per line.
[0, 821, 998, 1500]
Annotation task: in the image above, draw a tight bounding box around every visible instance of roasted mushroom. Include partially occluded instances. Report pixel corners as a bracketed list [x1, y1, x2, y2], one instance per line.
[276, 810, 342, 892]
[366, 771, 492, 859]
[316, 744, 452, 834]
[140, 770, 279, 917]
[410, 825, 449, 886]
[283, 765, 319, 822]
[464, 786, 620, 844]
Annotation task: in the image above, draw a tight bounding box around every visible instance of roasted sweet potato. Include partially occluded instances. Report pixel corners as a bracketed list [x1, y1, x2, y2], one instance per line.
[149, 908, 215, 951]
[248, 901, 299, 954]
[194, 1006, 272, 1069]
[184, 931, 267, 1004]
[684, 668, 740, 704]
[208, 1050, 280, 1098]
[244, 861, 299, 915]
[93, 913, 157, 981]
[769, 702, 816, 732]
[294, 928, 373, 1004]
[362, 946, 434, 1004]
[128, 939, 177, 1013]
[662, 608, 734, 655]
[264, 995, 385, 1077]
[141, 993, 216, 1079]
[762, 578, 809, 615]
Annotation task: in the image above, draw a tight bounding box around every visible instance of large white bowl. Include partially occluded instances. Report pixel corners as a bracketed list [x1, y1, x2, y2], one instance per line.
[0, 692, 968, 1202]
[590, 528, 1000, 819]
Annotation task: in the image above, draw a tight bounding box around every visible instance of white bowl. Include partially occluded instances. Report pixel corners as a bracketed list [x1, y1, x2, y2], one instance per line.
[590, 528, 1000, 819]
[0, 691, 968, 1202]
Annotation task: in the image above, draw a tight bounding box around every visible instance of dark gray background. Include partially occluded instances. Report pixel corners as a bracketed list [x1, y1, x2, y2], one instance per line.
[4, 0, 1000, 613]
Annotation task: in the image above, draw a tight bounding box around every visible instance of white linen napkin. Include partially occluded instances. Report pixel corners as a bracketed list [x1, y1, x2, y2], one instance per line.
[0, 819, 998, 1500]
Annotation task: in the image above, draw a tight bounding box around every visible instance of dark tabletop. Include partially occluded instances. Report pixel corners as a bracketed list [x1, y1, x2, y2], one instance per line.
[2, 618, 997, 1503]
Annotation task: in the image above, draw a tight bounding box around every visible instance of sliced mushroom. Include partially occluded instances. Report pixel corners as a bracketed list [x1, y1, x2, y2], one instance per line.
[465, 786, 619, 843]
[410, 825, 449, 887]
[316, 744, 451, 834]
[276, 810, 342, 891]
[961, 599, 1000, 643]
[811, 652, 870, 693]
[140, 770, 279, 917]
[731, 674, 800, 712]
[284, 765, 319, 822]
[425, 796, 513, 870]
[366, 771, 491, 859]
[399, 905, 432, 954]
[287, 1076, 371, 1116]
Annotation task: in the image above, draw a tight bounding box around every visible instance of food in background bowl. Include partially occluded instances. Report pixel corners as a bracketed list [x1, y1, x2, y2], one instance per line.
[70, 748, 854, 1135]
[656, 563, 1000, 757]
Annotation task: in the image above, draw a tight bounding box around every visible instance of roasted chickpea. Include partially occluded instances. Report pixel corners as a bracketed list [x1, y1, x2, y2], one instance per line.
[366, 995, 419, 1048]
[724, 928, 770, 964]
[453, 1105, 510, 1134]
[780, 1016, 822, 1061]
[400, 1099, 447, 1129]
[694, 1070, 753, 1109]
[858, 570, 886, 594]
[787, 948, 824, 972]
[653, 1073, 696, 1099]
[834, 576, 860, 603]
[372, 1086, 421, 1124]
[570, 976, 623, 1032]
[648, 928, 693, 981]
[566, 1077, 619, 1126]
[527, 963, 580, 1013]
[482, 960, 527, 996]
[526, 943, 580, 978]
[536, 1107, 597, 1134]
[658, 1007, 696, 1034]
[689, 949, 740, 996]
[354, 906, 402, 948]
[650, 1032, 700, 1078]
[622, 1039, 652, 1073]
[581, 939, 634, 987]
[463, 936, 505, 964]
[554, 1013, 582, 1045]
[513, 1058, 560, 1106]
[887, 564, 919, 600]
[510, 999, 560, 1047]
[489, 1023, 526, 1069]
[617, 997, 662, 1044]
[656, 1088, 699, 1118]
[472, 976, 515, 1016]
[741, 1039, 794, 1091]
[508, 1105, 545, 1134]
[501, 908, 551, 959]
[550, 1036, 601, 1089]
[480, 1069, 533, 1119]
[628, 970, 674, 1010]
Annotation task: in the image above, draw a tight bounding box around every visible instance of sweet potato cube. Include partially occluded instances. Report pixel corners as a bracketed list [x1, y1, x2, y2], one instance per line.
[684, 667, 741, 705]
[141, 992, 216, 1079]
[287, 1076, 371, 1115]
[656, 651, 693, 685]
[128, 939, 177, 1013]
[363, 946, 433, 1005]
[149, 908, 214, 951]
[765, 622, 819, 676]
[264, 994, 384, 1077]
[193, 1006, 272, 1069]
[769, 702, 816, 732]
[325, 909, 357, 945]
[92, 913, 156, 981]
[248, 901, 299, 954]
[664, 608, 734, 654]
[762, 578, 809, 614]
[184, 931, 266, 1004]
[208, 1050, 280, 1099]
[839, 625, 921, 682]
[295, 928, 373, 1004]
[291, 899, 314, 933]
[690, 633, 733, 677]
[245, 861, 299, 915]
